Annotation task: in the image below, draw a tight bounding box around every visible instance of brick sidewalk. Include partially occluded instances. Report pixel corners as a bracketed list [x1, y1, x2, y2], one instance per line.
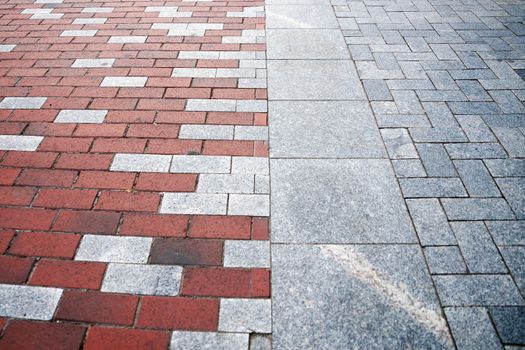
[0, 0, 270, 348]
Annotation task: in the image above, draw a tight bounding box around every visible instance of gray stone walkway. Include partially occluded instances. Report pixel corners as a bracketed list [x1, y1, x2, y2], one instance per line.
[267, 0, 525, 348]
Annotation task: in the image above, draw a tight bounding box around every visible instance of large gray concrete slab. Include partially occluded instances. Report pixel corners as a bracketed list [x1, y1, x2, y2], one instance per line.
[270, 159, 416, 243]
[267, 29, 349, 59]
[266, 5, 338, 29]
[267, 60, 365, 100]
[272, 244, 453, 349]
[269, 101, 386, 158]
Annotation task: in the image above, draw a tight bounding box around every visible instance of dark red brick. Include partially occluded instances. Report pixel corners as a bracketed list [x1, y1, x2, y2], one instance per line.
[190, 216, 251, 239]
[0, 207, 56, 230]
[137, 296, 219, 331]
[0, 320, 86, 350]
[134, 173, 196, 192]
[9, 232, 80, 258]
[84, 327, 170, 350]
[95, 191, 160, 212]
[120, 213, 187, 237]
[56, 291, 138, 326]
[34, 188, 98, 209]
[30, 259, 106, 290]
[0, 256, 34, 284]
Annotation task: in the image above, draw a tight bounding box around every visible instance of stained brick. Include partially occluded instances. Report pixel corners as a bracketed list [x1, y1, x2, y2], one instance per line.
[53, 210, 120, 234]
[120, 213, 188, 237]
[137, 296, 219, 331]
[84, 327, 170, 350]
[0, 256, 35, 283]
[10, 232, 80, 258]
[0, 320, 86, 350]
[56, 291, 138, 325]
[150, 239, 223, 266]
[30, 259, 106, 290]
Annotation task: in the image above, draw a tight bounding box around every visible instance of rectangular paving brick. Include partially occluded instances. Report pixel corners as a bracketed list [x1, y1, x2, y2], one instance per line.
[218, 298, 271, 333]
[150, 239, 223, 266]
[170, 155, 230, 174]
[75, 234, 152, 263]
[111, 153, 172, 172]
[434, 275, 524, 306]
[101, 77, 147, 88]
[101, 263, 182, 296]
[170, 331, 248, 350]
[55, 110, 108, 124]
[0, 97, 47, 109]
[441, 198, 515, 220]
[160, 193, 227, 215]
[0, 135, 43, 151]
[0, 284, 62, 320]
[224, 240, 270, 268]
[71, 59, 114, 68]
[197, 174, 254, 194]
[228, 194, 270, 216]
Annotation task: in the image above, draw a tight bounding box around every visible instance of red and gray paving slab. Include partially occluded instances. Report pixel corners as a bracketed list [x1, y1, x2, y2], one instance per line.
[0, 0, 524, 348]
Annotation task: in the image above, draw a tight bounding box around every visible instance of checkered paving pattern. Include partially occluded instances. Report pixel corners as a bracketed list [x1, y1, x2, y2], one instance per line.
[0, 0, 270, 348]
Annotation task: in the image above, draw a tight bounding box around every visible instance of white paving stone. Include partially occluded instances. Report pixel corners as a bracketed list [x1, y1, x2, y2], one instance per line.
[101, 76, 147, 87]
[237, 100, 267, 112]
[82, 7, 114, 13]
[177, 51, 220, 59]
[169, 29, 206, 37]
[54, 109, 107, 123]
[75, 235, 152, 263]
[185, 99, 236, 112]
[227, 6, 265, 18]
[172, 68, 217, 78]
[60, 30, 98, 37]
[216, 68, 256, 78]
[228, 194, 270, 216]
[234, 126, 268, 140]
[72, 58, 115, 68]
[232, 157, 269, 174]
[73, 18, 107, 24]
[108, 36, 147, 43]
[160, 193, 227, 215]
[111, 153, 172, 172]
[102, 263, 183, 296]
[224, 240, 270, 268]
[170, 331, 249, 350]
[0, 97, 47, 109]
[145, 6, 179, 12]
[0, 284, 62, 321]
[179, 125, 234, 140]
[35, 0, 62, 3]
[255, 174, 270, 194]
[0, 135, 43, 151]
[197, 174, 254, 193]
[22, 8, 52, 14]
[31, 13, 63, 19]
[219, 299, 271, 333]
[239, 78, 267, 88]
[171, 155, 231, 173]
[0, 45, 16, 52]
[158, 11, 192, 17]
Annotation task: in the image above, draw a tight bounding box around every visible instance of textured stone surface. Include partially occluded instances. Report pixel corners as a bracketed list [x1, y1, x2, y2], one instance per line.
[424, 246, 466, 274]
[75, 235, 152, 263]
[0, 284, 62, 320]
[272, 244, 453, 349]
[445, 307, 503, 349]
[267, 29, 348, 59]
[490, 307, 525, 345]
[406, 199, 456, 246]
[55, 110, 108, 124]
[271, 159, 415, 243]
[102, 263, 183, 296]
[224, 240, 270, 268]
[269, 101, 385, 158]
[170, 331, 249, 350]
[0, 135, 43, 151]
[267, 60, 365, 100]
[433, 275, 524, 306]
[111, 154, 172, 173]
[0, 97, 47, 109]
[160, 193, 227, 215]
[266, 5, 338, 28]
[171, 155, 231, 174]
[219, 298, 271, 333]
